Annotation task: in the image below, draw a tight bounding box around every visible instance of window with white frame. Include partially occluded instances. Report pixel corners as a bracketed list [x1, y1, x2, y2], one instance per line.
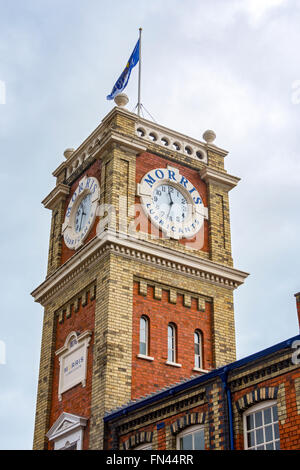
[134, 443, 152, 450]
[139, 316, 149, 356]
[243, 401, 280, 450]
[46, 412, 87, 450]
[167, 323, 176, 363]
[176, 425, 205, 450]
[194, 330, 203, 369]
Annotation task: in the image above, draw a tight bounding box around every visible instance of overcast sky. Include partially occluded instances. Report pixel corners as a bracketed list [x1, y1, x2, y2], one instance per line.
[0, 0, 299, 450]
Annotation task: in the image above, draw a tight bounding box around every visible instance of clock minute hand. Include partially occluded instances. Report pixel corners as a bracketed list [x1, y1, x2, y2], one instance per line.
[168, 187, 174, 205]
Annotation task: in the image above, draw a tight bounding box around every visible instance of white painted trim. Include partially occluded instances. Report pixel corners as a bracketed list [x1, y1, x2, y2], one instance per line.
[243, 400, 278, 450]
[42, 183, 70, 210]
[176, 424, 205, 450]
[193, 367, 208, 374]
[46, 412, 88, 450]
[165, 361, 182, 368]
[199, 167, 240, 191]
[137, 354, 154, 361]
[134, 443, 152, 450]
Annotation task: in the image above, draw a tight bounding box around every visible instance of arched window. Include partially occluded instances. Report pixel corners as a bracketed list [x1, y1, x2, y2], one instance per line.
[139, 316, 149, 356]
[168, 323, 176, 363]
[194, 330, 203, 369]
[243, 401, 280, 450]
[176, 425, 205, 450]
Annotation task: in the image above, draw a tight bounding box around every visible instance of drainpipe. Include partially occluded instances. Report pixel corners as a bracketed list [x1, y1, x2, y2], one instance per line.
[221, 367, 234, 450]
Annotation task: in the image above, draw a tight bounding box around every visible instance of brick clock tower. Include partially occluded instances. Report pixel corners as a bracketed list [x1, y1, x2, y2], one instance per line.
[32, 97, 248, 450]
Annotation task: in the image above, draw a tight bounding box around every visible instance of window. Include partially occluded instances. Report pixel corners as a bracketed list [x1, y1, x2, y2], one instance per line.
[168, 323, 176, 363]
[194, 330, 203, 369]
[176, 425, 205, 450]
[139, 316, 149, 356]
[61, 442, 78, 450]
[244, 401, 280, 450]
[134, 443, 152, 450]
[46, 412, 87, 450]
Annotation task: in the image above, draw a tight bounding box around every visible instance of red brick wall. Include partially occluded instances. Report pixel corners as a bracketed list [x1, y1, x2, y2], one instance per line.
[131, 281, 213, 400]
[232, 370, 300, 450]
[48, 293, 95, 450]
[61, 160, 101, 265]
[117, 403, 208, 450]
[135, 153, 209, 252]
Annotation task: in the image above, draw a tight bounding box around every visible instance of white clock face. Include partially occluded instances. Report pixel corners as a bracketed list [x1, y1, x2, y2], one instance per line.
[75, 193, 92, 233]
[137, 166, 208, 240]
[153, 184, 189, 224]
[62, 176, 100, 250]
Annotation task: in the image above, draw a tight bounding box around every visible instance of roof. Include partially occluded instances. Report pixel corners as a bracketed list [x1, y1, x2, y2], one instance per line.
[104, 334, 300, 422]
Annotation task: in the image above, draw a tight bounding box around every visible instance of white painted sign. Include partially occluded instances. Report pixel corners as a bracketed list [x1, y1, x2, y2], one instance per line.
[56, 330, 92, 401]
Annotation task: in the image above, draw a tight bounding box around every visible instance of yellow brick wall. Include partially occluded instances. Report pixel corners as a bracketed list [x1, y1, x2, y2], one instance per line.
[33, 107, 242, 450]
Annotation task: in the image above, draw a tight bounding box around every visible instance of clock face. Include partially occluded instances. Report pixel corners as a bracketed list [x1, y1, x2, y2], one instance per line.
[137, 166, 208, 240]
[153, 184, 189, 224]
[62, 176, 100, 250]
[75, 193, 92, 233]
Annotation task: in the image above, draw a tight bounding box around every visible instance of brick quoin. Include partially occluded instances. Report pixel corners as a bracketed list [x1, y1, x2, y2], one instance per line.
[61, 160, 101, 265]
[48, 293, 96, 450]
[131, 281, 213, 400]
[135, 152, 209, 252]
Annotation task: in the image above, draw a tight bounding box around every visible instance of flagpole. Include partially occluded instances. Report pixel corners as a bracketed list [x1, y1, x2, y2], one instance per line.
[137, 27, 142, 116]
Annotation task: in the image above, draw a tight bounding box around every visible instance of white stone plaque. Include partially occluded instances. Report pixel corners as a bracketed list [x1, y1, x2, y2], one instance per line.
[56, 330, 92, 401]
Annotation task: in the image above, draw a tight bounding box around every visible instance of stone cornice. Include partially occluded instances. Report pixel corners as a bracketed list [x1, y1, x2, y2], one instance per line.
[31, 231, 249, 306]
[95, 129, 147, 156]
[42, 183, 70, 210]
[199, 167, 240, 191]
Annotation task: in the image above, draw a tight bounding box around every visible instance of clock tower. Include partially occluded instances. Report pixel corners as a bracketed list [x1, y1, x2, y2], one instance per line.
[32, 97, 248, 450]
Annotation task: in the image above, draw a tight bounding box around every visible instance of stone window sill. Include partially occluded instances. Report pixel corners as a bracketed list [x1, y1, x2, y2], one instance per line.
[137, 354, 154, 362]
[193, 367, 208, 373]
[165, 361, 182, 368]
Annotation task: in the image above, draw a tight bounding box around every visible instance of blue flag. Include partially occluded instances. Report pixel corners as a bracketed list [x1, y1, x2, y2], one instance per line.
[107, 39, 140, 100]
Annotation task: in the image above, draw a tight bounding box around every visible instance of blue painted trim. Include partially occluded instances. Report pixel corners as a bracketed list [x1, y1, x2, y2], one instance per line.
[156, 422, 165, 430]
[104, 334, 299, 423]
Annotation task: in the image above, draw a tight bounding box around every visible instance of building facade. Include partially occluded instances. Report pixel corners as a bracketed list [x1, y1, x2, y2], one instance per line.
[103, 333, 300, 451]
[33, 98, 283, 450]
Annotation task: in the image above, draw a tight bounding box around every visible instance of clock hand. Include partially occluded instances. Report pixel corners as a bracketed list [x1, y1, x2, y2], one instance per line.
[168, 187, 174, 205]
[167, 202, 174, 220]
[79, 208, 85, 231]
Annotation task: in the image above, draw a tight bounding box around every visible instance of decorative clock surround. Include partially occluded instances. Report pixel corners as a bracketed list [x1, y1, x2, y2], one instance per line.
[62, 176, 100, 250]
[137, 165, 208, 239]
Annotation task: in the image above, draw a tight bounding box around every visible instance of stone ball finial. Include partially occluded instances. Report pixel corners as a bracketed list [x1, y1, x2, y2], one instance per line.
[114, 93, 129, 107]
[63, 148, 75, 159]
[203, 130, 216, 144]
